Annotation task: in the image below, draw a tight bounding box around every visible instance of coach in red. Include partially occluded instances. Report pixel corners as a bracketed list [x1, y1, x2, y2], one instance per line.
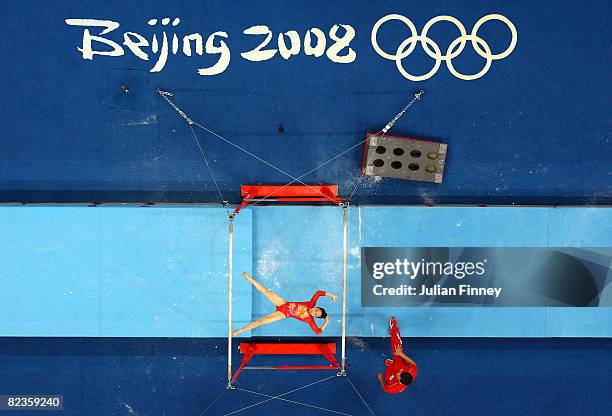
[378, 317, 418, 394]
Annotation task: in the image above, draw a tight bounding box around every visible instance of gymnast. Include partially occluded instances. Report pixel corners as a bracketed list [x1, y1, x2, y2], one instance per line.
[232, 272, 338, 336]
[378, 317, 417, 393]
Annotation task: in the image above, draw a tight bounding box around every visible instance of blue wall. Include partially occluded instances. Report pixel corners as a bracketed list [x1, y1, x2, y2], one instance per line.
[1, 0, 611, 205]
[1, 205, 611, 338]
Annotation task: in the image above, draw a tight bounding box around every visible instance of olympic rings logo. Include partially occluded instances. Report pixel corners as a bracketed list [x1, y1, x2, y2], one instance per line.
[371, 14, 517, 81]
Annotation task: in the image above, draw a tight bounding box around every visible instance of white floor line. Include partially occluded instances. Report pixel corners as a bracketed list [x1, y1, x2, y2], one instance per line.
[346, 376, 376, 416]
[222, 375, 336, 415]
[198, 388, 227, 415]
[235, 387, 352, 416]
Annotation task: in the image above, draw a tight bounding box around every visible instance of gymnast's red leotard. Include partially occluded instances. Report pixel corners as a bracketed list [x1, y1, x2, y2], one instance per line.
[276, 290, 326, 334]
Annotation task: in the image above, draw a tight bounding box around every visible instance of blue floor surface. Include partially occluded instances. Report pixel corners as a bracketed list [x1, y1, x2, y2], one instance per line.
[1, 337, 611, 416]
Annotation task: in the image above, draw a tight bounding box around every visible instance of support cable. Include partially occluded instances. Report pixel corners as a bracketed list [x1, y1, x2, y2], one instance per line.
[188, 124, 228, 208]
[244, 90, 425, 209]
[234, 388, 352, 416]
[192, 119, 340, 205]
[155, 88, 339, 205]
[224, 375, 337, 415]
[378, 89, 424, 136]
[198, 388, 228, 415]
[157, 89, 229, 211]
[156, 88, 423, 209]
[347, 174, 365, 203]
[346, 376, 376, 416]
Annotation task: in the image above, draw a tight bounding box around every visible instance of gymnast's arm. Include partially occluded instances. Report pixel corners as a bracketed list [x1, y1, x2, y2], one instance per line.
[310, 290, 327, 304]
[319, 316, 330, 333]
[325, 292, 338, 301]
[308, 318, 323, 335]
[310, 291, 339, 304]
[394, 344, 416, 366]
[378, 372, 386, 390]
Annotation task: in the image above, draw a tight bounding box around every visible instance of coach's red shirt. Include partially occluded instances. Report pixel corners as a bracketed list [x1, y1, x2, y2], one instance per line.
[383, 357, 417, 394]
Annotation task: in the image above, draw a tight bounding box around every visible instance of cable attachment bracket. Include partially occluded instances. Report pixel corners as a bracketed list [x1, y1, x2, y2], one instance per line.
[380, 89, 425, 135]
[155, 88, 194, 125]
[156, 88, 173, 97]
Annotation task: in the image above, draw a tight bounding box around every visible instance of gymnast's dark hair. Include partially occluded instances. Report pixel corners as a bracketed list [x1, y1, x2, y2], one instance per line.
[399, 372, 414, 386]
[318, 308, 328, 319]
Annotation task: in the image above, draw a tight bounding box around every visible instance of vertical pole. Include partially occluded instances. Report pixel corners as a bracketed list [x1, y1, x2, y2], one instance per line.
[227, 215, 235, 389]
[340, 205, 348, 375]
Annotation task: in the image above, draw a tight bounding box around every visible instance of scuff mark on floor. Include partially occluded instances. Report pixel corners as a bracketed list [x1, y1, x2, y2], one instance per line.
[120, 401, 138, 415]
[122, 114, 158, 126]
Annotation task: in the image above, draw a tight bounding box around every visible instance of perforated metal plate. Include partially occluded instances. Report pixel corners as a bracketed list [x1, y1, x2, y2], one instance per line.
[362, 134, 447, 183]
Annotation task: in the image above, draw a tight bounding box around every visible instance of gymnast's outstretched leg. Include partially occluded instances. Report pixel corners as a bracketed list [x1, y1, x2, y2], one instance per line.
[241, 272, 286, 306]
[232, 311, 286, 336]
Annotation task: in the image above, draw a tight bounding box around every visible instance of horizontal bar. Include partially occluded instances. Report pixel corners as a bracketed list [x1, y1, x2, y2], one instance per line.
[241, 185, 339, 198]
[274, 365, 339, 371]
[243, 365, 338, 371]
[244, 197, 338, 202]
[239, 342, 337, 355]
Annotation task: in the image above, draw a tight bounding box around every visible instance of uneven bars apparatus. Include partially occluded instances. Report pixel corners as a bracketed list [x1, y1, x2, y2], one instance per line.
[226, 185, 349, 386]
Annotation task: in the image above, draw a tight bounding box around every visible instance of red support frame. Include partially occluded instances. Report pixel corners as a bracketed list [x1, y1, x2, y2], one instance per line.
[233, 184, 346, 215]
[232, 342, 339, 382]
